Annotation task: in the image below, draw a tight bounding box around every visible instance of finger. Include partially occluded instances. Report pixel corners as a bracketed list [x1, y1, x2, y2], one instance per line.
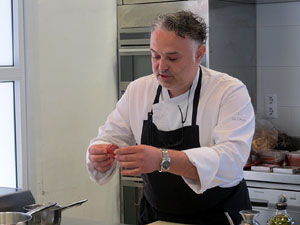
[120, 168, 141, 176]
[114, 146, 139, 155]
[119, 161, 139, 170]
[92, 158, 113, 170]
[89, 145, 108, 155]
[99, 157, 114, 167]
[95, 163, 113, 173]
[89, 154, 110, 163]
[116, 153, 140, 162]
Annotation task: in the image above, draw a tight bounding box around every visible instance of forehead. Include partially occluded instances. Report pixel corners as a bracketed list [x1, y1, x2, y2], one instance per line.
[150, 28, 195, 54]
[150, 28, 185, 44]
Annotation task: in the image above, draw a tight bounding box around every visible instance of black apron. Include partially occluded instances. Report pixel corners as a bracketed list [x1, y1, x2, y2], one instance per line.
[139, 68, 251, 225]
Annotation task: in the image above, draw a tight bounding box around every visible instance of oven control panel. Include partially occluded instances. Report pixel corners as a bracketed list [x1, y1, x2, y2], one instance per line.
[248, 187, 300, 208]
[247, 186, 300, 224]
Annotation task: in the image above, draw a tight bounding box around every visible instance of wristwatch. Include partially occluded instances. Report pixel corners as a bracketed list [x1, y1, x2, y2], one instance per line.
[159, 148, 171, 172]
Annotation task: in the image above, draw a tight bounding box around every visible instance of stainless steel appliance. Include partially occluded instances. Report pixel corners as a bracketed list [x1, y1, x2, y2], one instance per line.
[118, 27, 153, 97]
[245, 171, 300, 224]
[117, 0, 209, 97]
[120, 176, 143, 224]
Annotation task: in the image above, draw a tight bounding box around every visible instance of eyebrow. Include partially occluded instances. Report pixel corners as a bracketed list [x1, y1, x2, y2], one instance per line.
[150, 48, 179, 55]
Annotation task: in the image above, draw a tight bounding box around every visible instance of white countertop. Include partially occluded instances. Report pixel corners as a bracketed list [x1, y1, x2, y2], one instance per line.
[61, 217, 123, 225]
[148, 221, 188, 225]
[61, 217, 186, 225]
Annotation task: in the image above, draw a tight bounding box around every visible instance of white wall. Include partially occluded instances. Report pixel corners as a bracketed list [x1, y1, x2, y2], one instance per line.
[256, 2, 300, 137]
[24, 0, 120, 222]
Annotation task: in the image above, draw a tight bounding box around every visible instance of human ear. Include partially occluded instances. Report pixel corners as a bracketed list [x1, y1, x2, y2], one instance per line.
[196, 44, 206, 62]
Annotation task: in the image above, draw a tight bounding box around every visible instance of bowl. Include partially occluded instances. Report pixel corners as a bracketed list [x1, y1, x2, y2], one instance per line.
[257, 149, 287, 165]
[286, 151, 300, 167]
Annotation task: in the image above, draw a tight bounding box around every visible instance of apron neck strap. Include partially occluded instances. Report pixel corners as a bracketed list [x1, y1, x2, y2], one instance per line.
[192, 68, 202, 125]
[153, 85, 162, 104]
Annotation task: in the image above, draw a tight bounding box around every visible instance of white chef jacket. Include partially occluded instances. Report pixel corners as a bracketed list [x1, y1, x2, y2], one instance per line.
[86, 66, 255, 194]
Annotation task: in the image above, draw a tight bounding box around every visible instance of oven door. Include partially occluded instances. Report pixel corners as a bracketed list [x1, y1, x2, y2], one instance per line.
[120, 176, 143, 225]
[119, 47, 152, 97]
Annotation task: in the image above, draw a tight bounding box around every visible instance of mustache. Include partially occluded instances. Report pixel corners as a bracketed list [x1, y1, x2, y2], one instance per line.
[156, 70, 171, 76]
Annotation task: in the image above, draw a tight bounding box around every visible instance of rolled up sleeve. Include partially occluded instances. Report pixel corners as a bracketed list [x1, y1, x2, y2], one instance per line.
[182, 84, 255, 194]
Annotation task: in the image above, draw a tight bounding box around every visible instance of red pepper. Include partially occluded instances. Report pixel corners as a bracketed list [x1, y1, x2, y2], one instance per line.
[106, 144, 118, 159]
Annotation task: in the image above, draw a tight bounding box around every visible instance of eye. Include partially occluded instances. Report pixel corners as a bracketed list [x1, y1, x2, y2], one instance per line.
[152, 55, 160, 60]
[168, 57, 178, 62]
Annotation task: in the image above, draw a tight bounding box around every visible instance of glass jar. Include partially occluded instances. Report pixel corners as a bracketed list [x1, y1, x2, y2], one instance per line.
[239, 210, 260, 225]
[267, 203, 296, 225]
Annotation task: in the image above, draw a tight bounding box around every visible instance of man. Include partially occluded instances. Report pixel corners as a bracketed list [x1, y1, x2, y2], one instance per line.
[87, 10, 255, 225]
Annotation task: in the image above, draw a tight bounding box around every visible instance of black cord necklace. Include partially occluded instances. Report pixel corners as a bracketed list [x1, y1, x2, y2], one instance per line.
[177, 86, 192, 124]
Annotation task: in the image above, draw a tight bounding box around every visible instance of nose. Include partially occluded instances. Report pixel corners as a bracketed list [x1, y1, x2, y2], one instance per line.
[158, 58, 168, 72]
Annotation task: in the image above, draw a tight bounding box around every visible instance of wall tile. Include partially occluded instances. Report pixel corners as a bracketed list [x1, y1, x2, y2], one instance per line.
[256, 3, 263, 28]
[261, 67, 300, 107]
[256, 67, 263, 112]
[210, 26, 256, 67]
[259, 2, 300, 26]
[260, 27, 300, 67]
[256, 27, 263, 67]
[272, 106, 292, 134]
[210, 0, 256, 27]
[290, 107, 300, 136]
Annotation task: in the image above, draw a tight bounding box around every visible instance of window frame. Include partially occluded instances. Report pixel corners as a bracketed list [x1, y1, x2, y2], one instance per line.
[0, 0, 28, 189]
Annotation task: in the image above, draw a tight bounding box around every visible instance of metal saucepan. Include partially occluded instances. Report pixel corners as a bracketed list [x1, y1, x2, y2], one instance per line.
[23, 199, 88, 225]
[0, 202, 56, 225]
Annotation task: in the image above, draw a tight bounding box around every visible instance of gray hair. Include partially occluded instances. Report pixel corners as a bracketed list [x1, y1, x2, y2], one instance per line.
[152, 10, 207, 45]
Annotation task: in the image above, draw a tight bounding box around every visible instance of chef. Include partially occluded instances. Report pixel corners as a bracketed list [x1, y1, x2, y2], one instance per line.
[87, 10, 255, 225]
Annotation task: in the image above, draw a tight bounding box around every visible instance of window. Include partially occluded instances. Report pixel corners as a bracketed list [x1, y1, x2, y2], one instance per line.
[0, 0, 13, 66]
[0, 0, 26, 189]
[0, 82, 16, 188]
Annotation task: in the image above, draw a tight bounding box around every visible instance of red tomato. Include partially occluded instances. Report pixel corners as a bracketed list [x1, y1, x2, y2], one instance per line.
[106, 144, 118, 159]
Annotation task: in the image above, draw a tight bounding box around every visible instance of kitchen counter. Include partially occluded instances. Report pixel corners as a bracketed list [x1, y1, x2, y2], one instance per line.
[61, 217, 186, 225]
[61, 217, 124, 225]
[0, 187, 18, 196]
[148, 221, 188, 225]
[0, 188, 35, 212]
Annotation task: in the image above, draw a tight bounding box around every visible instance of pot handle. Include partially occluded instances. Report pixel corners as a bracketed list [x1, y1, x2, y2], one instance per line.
[59, 199, 88, 211]
[224, 212, 234, 225]
[27, 202, 57, 216]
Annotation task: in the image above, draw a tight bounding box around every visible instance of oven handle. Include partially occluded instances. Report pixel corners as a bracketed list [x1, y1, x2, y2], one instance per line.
[250, 198, 269, 208]
[119, 48, 150, 54]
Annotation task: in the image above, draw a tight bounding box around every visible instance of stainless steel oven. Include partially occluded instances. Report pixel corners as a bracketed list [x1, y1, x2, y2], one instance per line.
[120, 176, 143, 225]
[117, 0, 209, 98]
[118, 26, 207, 97]
[118, 27, 152, 97]
[245, 171, 300, 224]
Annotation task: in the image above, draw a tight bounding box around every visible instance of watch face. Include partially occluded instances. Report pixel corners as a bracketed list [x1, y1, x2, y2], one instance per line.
[162, 160, 171, 170]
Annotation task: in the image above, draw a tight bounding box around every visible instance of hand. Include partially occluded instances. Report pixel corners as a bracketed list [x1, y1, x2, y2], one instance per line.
[88, 144, 118, 173]
[114, 145, 162, 176]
